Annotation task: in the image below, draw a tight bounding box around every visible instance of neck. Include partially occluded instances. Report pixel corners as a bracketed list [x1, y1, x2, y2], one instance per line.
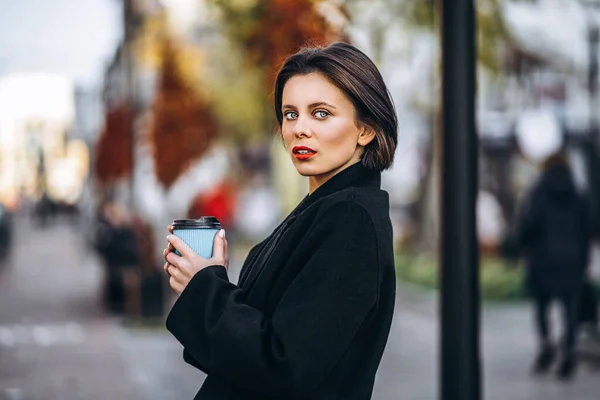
[308, 159, 362, 194]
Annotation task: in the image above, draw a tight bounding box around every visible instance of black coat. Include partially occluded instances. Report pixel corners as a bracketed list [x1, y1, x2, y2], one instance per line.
[517, 165, 591, 296]
[166, 163, 396, 399]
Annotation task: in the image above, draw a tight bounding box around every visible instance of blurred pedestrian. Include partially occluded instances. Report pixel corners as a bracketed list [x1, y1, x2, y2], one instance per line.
[35, 191, 56, 227]
[0, 202, 12, 263]
[578, 279, 599, 341]
[162, 42, 397, 399]
[94, 201, 139, 314]
[517, 153, 591, 380]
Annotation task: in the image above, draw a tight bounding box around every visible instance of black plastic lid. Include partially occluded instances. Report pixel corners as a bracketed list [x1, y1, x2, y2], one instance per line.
[172, 216, 221, 229]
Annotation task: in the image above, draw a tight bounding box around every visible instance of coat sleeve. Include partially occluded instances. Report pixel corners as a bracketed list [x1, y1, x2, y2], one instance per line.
[165, 202, 379, 399]
[182, 349, 209, 374]
[179, 242, 268, 376]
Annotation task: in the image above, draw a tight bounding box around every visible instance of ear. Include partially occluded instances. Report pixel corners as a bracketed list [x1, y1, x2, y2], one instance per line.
[358, 126, 376, 147]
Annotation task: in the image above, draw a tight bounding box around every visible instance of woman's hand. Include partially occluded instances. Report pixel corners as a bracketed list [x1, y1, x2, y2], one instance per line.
[163, 226, 228, 295]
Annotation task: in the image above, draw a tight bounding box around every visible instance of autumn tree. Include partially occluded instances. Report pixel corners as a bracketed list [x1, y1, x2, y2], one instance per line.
[240, 0, 348, 84]
[207, 0, 348, 138]
[94, 105, 134, 185]
[149, 39, 220, 188]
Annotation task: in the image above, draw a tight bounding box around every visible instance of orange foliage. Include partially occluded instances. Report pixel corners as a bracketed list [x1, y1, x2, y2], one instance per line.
[94, 105, 134, 184]
[241, 0, 348, 85]
[150, 41, 219, 188]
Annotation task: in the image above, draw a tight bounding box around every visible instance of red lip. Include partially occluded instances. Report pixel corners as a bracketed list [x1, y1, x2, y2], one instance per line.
[292, 146, 317, 160]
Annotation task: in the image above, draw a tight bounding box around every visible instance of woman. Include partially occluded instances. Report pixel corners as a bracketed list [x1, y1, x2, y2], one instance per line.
[517, 153, 591, 380]
[163, 42, 398, 399]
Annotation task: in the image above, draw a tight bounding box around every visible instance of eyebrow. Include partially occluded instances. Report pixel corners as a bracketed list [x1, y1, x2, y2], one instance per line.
[282, 102, 337, 110]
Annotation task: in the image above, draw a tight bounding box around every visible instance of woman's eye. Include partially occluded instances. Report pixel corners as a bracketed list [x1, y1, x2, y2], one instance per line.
[284, 111, 298, 120]
[314, 110, 329, 119]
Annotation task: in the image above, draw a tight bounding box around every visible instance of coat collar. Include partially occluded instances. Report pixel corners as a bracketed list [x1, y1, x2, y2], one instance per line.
[239, 162, 381, 292]
[292, 162, 381, 216]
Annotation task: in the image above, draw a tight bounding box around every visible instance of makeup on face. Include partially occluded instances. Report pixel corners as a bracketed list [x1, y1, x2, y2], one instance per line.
[281, 73, 365, 193]
[292, 145, 317, 160]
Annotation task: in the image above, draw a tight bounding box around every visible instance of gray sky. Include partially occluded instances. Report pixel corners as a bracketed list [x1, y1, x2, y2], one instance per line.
[0, 0, 123, 88]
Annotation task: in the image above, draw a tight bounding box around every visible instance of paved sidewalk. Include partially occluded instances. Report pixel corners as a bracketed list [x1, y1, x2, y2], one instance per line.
[372, 287, 600, 400]
[1, 217, 599, 400]
[117, 290, 600, 400]
[0, 217, 140, 400]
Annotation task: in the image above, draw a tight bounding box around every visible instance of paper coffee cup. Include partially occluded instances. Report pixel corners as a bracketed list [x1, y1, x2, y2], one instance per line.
[172, 217, 221, 259]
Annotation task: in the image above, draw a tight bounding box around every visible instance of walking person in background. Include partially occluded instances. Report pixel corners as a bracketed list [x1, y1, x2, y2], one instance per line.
[517, 153, 591, 380]
[94, 201, 139, 314]
[162, 42, 398, 399]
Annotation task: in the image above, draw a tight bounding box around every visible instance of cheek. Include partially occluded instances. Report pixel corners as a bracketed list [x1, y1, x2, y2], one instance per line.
[321, 122, 358, 148]
[281, 127, 293, 146]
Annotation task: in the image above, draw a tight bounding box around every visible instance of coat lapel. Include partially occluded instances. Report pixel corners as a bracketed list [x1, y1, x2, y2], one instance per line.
[239, 162, 381, 295]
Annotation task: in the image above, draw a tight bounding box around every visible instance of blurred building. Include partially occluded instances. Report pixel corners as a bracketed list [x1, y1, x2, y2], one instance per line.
[477, 0, 598, 226]
[0, 73, 79, 209]
[73, 88, 103, 146]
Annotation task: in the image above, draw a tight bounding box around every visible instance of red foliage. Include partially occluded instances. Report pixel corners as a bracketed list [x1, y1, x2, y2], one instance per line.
[150, 41, 220, 188]
[94, 105, 134, 184]
[243, 0, 348, 85]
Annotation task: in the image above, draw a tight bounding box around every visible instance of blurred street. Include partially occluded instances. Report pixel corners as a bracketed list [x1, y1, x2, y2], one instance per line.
[0, 215, 141, 400]
[0, 216, 598, 400]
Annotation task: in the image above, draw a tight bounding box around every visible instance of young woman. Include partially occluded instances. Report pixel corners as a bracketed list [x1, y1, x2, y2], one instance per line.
[163, 42, 398, 399]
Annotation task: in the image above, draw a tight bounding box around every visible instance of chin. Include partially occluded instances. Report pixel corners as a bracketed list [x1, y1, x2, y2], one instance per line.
[294, 166, 318, 177]
[292, 161, 322, 177]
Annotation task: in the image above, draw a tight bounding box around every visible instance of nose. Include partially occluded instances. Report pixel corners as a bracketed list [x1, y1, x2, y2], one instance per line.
[292, 115, 312, 138]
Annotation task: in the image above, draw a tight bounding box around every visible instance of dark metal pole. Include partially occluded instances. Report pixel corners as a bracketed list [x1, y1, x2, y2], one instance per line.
[439, 0, 481, 399]
[590, 27, 599, 119]
[587, 23, 600, 235]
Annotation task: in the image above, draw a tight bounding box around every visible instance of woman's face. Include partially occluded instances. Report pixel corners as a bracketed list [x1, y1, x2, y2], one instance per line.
[281, 73, 374, 193]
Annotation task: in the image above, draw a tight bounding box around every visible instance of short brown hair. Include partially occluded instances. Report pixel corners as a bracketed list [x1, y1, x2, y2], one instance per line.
[273, 42, 398, 171]
[543, 152, 569, 173]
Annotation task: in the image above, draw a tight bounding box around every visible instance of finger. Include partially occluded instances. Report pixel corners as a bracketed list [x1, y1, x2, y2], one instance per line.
[168, 243, 175, 252]
[167, 264, 180, 278]
[166, 251, 182, 268]
[168, 225, 174, 234]
[162, 248, 170, 260]
[211, 229, 227, 266]
[169, 276, 183, 294]
[167, 234, 194, 259]
[165, 262, 177, 276]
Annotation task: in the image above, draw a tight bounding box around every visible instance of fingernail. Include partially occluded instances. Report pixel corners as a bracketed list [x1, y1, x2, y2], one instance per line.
[219, 229, 226, 238]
